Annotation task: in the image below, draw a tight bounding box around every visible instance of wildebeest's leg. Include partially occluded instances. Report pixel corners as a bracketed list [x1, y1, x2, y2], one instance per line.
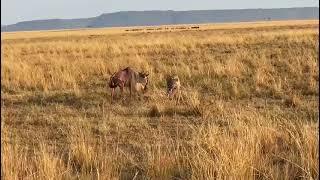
[129, 85, 133, 99]
[120, 84, 124, 95]
[111, 88, 115, 102]
[128, 81, 133, 99]
[120, 82, 125, 100]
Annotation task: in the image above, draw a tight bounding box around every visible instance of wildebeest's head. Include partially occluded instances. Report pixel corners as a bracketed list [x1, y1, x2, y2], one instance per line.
[137, 72, 149, 91]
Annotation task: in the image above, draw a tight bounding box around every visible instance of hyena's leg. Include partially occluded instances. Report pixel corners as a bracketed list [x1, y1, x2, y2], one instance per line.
[171, 89, 177, 101]
[176, 90, 181, 104]
[167, 89, 171, 98]
[168, 89, 173, 100]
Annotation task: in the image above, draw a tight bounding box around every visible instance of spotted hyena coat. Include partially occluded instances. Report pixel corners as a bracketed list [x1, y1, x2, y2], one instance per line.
[166, 75, 181, 98]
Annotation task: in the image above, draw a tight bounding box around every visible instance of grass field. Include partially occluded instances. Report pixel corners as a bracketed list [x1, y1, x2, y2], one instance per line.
[1, 20, 319, 179]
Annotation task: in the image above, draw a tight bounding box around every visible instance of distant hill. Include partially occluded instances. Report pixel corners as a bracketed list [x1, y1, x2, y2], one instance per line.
[2, 7, 319, 32]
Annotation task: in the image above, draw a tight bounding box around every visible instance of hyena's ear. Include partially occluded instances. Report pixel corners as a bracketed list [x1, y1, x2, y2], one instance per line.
[141, 72, 149, 77]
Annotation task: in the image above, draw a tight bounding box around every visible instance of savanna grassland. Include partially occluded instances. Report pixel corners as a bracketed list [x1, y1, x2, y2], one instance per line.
[1, 20, 319, 179]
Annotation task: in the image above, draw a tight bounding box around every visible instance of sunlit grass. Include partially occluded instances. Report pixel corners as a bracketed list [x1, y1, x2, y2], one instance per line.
[1, 20, 319, 179]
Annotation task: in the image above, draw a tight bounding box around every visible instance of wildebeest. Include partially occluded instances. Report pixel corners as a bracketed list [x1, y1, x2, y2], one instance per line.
[109, 67, 149, 101]
[166, 75, 181, 102]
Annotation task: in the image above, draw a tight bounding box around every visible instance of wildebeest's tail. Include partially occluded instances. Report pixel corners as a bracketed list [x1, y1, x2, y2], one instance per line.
[108, 73, 117, 88]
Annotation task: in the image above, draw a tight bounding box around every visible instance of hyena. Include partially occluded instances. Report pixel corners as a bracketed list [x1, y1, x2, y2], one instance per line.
[166, 75, 181, 103]
[109, 67, 149, 101]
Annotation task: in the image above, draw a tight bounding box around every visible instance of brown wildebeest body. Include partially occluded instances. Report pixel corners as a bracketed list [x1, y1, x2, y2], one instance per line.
[109, 67, 149, 101]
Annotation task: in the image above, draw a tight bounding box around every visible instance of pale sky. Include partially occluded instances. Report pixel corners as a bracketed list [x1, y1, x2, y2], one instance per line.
[1, 0, 319, 25]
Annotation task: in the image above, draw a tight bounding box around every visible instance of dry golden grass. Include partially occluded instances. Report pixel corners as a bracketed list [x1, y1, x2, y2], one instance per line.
[1, 20, 319, 179]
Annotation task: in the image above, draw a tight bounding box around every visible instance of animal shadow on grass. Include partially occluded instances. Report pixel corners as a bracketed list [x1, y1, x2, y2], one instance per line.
[111, 93, 151, 105]
[148, 104, 203, 119]
[13, 92, 100, 110]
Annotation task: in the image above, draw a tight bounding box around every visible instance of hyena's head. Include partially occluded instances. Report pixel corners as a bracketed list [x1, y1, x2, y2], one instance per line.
[137, 72, 149, 91]
[167, 75, 180, 97]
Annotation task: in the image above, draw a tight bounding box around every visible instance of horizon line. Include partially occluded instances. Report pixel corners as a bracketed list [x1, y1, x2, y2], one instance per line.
[2, 6, 319, 26]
